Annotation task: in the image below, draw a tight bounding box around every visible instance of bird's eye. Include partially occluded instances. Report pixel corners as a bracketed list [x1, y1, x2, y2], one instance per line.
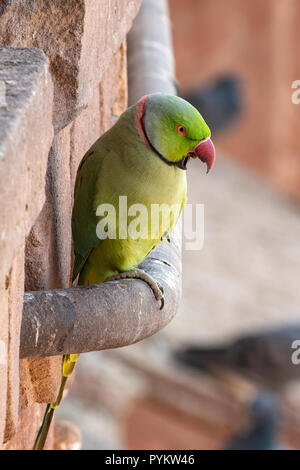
[176, 125, 186, 136]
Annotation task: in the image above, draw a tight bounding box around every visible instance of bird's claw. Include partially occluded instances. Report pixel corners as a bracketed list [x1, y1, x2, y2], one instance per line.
[156, 283, 164, 310]
[106, 269, 165, 310]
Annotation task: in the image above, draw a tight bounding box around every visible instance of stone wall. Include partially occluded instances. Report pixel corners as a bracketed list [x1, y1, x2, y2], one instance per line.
[0, 0, 141, 450]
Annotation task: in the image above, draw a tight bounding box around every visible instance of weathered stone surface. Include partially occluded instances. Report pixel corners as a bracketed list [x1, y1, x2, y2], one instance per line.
[25, 200, 58, 292]
[48, 126, 73, 289]
[99, 40, 128, 134]
[24, 126, 72, 292]
[54, 420, 82, 450]
[3, 402, 54, 450]
[70, 85, 101, 190]
[0, 47, 53, 448]
[0, 0, 141, 131]
[4, 359, 52, 449]
[4, 247, 25, 443]
[70, 40, 128, 187]
[20, 356, 62, 405]
[0, 285, 9, 447]
[0, 47, 53, 288]
[77, 2, 135, 124]
[0, 1, 16, 16]
[24, 127, 73, 405]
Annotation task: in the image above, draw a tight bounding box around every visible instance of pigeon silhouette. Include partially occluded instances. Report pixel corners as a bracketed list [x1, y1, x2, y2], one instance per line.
[175, 324, 300, 390]
[225, 391, 282, 450]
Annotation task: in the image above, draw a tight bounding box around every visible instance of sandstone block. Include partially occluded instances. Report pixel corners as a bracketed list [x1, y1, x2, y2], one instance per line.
[4, 247, 25, 443]
[24, 127, 73, 406]
[25, 125, 72, 293]
[0, 47, 53, 288]
[0, 0, 141, 131]
[99, 40, 128, 134]
[20, 356, 62, 405]
[70, 85, 101, 189]
[3, 402, 54, 450]
[70, 40, 128, 184]
[0, 47, 52, 446]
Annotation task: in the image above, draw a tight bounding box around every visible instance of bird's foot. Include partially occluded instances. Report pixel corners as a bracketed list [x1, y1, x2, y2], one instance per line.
[106, 268, 164, 309]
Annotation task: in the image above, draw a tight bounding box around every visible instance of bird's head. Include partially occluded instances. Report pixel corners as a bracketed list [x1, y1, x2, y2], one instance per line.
[136, 93, 215, 172]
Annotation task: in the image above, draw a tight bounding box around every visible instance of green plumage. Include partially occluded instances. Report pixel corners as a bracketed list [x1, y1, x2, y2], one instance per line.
[72, 94, 210, 286]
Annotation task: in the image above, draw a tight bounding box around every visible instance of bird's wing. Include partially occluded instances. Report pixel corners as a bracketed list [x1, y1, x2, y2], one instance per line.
[72, 144, 113, 281]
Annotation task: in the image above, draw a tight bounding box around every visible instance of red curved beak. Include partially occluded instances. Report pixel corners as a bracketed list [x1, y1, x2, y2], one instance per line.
[194, 137, 216, 173]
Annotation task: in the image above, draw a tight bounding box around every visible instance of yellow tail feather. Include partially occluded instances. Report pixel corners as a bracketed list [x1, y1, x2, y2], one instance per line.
[33, 353, 80, 450]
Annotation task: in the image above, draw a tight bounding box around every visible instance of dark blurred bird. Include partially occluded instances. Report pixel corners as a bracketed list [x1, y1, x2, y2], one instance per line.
[181, 76, 242, 135]
[224, 391, 281, 450]
[175, 324, 300, 390]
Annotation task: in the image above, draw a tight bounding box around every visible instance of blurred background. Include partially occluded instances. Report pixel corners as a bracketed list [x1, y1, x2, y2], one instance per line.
[57, 0, 300, 450]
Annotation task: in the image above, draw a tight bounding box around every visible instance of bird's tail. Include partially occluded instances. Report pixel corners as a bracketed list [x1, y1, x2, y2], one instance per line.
[33, 353, 80, 450]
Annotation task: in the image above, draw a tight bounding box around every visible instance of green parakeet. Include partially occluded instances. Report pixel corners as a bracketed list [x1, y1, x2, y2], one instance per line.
[72, 93, 215, 289]
[33, 93, 215, 450]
